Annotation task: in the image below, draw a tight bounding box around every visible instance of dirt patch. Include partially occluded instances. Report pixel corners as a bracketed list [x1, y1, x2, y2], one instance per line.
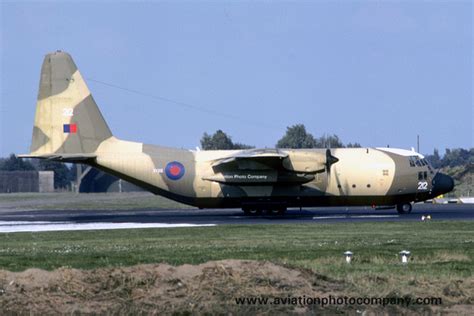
[0, 260, 468, 315]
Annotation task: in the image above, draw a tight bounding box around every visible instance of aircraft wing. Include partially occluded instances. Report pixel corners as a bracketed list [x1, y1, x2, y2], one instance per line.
[211, 149, 288, 170]
[207, 149, 320, 185]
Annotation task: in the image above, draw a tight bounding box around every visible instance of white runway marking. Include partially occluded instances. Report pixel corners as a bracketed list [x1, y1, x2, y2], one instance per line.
[312, 215, 400, 220]
[0, 221, 216, 233]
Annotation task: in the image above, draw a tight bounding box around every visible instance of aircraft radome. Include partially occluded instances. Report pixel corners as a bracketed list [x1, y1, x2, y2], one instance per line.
[19, 51, 455, 215]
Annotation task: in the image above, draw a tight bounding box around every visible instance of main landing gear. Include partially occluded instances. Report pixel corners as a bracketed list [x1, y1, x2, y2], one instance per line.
[396, 203, 413, 214]
[242, 207, 286, 216]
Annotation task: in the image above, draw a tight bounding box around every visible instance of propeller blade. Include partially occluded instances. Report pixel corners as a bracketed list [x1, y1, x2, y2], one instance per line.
[325, 149, 339, 174]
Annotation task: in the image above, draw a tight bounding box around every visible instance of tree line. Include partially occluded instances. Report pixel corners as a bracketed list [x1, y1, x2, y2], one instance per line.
[201, 124, 361, 150]
[425, 148, 473, 169]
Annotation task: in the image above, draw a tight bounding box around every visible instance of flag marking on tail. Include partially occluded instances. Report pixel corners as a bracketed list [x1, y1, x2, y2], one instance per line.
[63, 124, 77, 133]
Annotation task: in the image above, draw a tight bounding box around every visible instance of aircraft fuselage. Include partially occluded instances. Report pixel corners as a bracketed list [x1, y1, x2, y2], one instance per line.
[92, 137, 452, 210]
[22, 51, 454, 215]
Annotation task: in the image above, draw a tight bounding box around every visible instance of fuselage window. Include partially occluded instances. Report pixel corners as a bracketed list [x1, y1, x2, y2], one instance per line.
[418, 172, 423, 180]
[424, 171, 427, 179]
[383, 169, 389, 176]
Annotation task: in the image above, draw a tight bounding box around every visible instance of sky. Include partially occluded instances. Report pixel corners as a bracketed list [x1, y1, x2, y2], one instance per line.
[1, 0, 472, 157]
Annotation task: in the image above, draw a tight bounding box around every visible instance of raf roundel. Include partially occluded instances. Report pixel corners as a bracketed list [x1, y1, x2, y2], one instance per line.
[165, 161, 185, 180]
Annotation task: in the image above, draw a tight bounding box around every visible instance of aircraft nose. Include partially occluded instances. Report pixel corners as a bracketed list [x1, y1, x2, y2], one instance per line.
[432, 173, 455, 195]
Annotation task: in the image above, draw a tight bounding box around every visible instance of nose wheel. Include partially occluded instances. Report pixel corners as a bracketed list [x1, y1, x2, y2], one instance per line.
[396, 203, 412, 214]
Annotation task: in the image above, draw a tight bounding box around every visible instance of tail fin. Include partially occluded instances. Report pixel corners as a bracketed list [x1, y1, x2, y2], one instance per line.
[25, 51, 112, 158]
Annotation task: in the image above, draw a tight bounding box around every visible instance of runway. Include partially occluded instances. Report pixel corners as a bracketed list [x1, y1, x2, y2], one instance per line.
[0, 204, 472, 232]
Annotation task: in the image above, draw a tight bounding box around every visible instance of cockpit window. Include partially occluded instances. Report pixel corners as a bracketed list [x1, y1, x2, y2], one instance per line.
[409, 156, 427, 168]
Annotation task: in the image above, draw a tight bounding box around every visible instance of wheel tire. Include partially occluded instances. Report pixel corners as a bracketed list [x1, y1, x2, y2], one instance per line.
[397, 203, 412, 214]
[276, 208, 287, 215]
[266, 209, 276, 216]
[267, 207, 287, 216]
[243, 208, 261, 216]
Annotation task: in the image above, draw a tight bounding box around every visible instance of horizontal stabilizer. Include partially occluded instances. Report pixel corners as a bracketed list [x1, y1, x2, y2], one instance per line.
[17, 153, 96, 163]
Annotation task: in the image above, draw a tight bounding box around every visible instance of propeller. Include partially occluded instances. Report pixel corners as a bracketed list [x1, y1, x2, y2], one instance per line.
[324, 148, 340, 192]
[325, 148, 339, 175]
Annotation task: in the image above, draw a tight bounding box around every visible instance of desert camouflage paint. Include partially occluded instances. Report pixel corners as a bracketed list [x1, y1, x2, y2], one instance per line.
[20, 52, 454, 210]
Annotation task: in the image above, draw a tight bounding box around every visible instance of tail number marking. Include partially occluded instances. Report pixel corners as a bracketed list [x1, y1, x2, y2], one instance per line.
[417, 181, 428, 190]
[62, 108, 74, 117]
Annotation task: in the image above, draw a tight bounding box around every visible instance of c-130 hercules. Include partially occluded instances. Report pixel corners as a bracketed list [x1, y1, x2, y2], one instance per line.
[20, 51, 454, 215]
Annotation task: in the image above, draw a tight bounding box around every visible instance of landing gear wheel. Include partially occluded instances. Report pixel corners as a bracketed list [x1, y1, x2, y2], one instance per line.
[397, 203, 412, 214]
[242, 208, 262, 216]
[267, 208, 287, 216]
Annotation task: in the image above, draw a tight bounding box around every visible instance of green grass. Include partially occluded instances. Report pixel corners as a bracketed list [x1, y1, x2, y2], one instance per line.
[0, 193, 54, 201]
[0, 221, 472, 273]
[1, 221, 473, 304]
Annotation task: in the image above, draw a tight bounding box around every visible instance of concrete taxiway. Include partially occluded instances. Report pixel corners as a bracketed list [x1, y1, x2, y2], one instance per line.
[0, 204, 472, 232]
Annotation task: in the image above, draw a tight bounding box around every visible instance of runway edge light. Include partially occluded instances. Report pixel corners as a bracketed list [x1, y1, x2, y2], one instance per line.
[344, 251, 353, 264]
[399, 250, 411, 264]
[421, 215, 432, 221]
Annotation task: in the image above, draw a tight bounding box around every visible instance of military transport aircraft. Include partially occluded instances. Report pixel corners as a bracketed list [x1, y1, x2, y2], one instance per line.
[20, 51, 454, 215]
